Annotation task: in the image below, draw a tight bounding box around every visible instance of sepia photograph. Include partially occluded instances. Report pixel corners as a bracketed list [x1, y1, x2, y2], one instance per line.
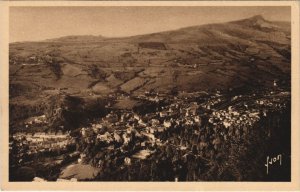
[1, 1, 300, 191]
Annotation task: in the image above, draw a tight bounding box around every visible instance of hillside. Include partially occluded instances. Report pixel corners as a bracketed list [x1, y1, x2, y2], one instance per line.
[9, 15, 291, 129]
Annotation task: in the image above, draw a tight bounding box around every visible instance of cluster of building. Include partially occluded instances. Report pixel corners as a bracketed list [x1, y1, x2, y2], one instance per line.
[9, 88, 290, 181]
[256, 97, 288, 110]
[10, 131, 75, 164]
[71, 89, 290, 181]
[24, 114, 48, 128]
[208, 105, 260, 142]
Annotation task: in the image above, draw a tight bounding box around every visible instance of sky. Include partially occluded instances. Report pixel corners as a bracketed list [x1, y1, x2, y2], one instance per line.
[9, 6, 291, 42]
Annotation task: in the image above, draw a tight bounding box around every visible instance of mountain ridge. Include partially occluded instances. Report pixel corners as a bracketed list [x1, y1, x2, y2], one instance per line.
[11, 15, 290, 44]
[9, 14, 291, 101]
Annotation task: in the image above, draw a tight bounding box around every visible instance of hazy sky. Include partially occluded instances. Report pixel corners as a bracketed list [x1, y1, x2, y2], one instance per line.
[10, 6, 291, 42]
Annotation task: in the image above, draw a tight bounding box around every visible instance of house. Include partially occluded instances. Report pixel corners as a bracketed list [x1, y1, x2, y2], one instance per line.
[134, 114, 140, 121]
[33, 177, 46, 182]
[141, 131, 155, 141]
[122, 133, 131, 145]
[138, 119, 147, 127]
[223, 121, 231, 128]
[124, 157, 131, 165]
[194, 116, 201, 124]
[113, 132, 122, 143]
[163, 120, 171, 128]
[97, 132, 113, 143]
[150, 119, 160, 126]
[159, 111, 167, 118]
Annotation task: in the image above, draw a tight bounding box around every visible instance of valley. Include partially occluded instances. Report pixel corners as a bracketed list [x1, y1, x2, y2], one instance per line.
[9, 15, 291, 181]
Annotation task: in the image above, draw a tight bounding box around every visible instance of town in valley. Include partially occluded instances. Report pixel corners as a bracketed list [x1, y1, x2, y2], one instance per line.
[9, 11, 291, 182]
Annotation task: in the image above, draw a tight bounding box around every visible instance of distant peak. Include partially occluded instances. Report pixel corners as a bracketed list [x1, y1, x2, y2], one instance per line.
[248, 15, 266, 21]
[231, 14, 274, 27]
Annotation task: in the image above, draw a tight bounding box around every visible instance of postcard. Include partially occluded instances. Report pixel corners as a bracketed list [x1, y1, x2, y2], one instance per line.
[0, 1, 299, 191]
